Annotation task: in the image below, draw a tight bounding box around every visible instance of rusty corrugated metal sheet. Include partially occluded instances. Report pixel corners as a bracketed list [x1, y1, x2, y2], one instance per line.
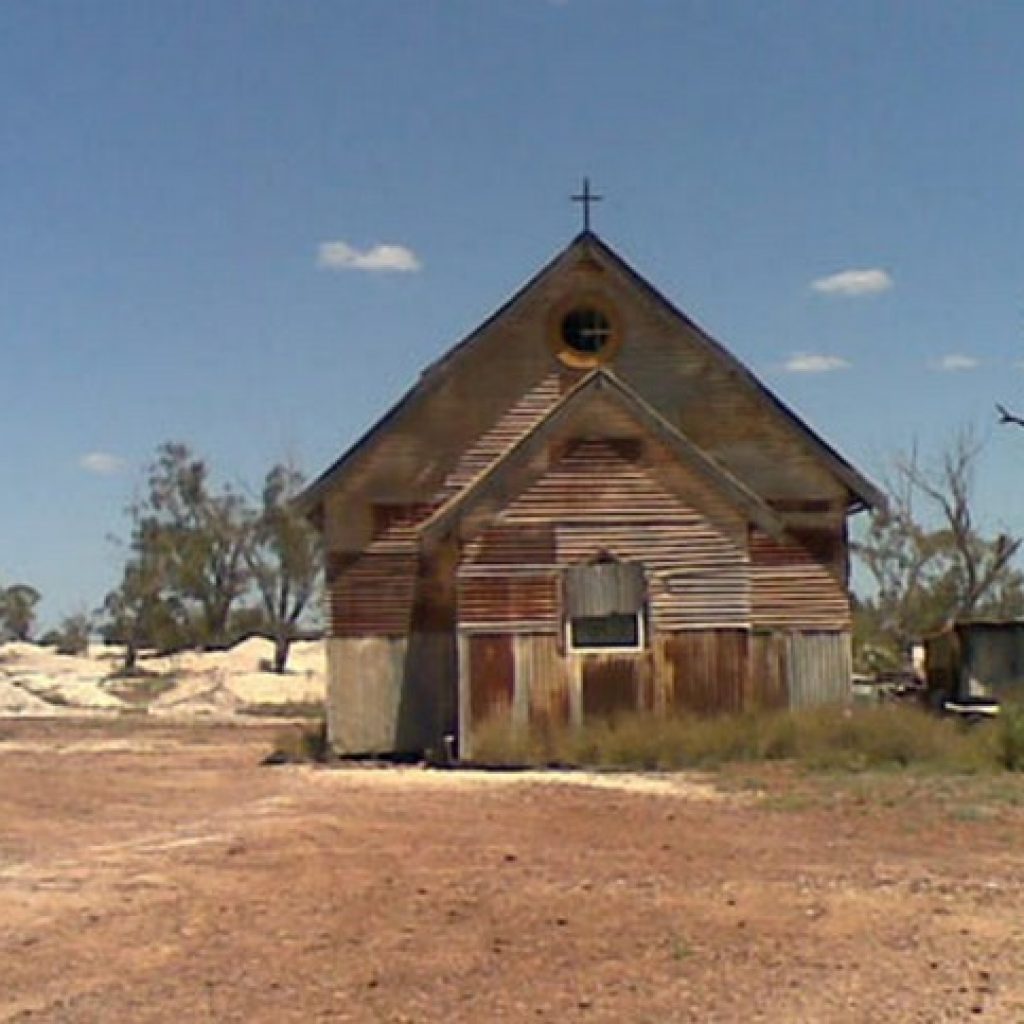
[469, 525, 556, 567]
[457, 575, 559, 632]
[468, 633, 515, 725]
[329, 551, 418, 636]
[581, 655, 644, 719]
[370, 502, 439, 540]
[441, 374, 564, 495]
[514, 634, 571, 729]
[459, 438, 751, 631]
[501, 438, 694, 519]
[328, 502, 441, 637]
[662, 630, 747, 714]
[750, 530, 850, 629]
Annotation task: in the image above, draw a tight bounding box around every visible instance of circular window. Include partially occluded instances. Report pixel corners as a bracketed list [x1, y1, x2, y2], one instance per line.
[548, 296, 622, 368]
[561, 308, 612, 355]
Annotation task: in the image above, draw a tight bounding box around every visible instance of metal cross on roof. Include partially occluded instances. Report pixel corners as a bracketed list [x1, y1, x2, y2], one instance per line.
[571, 177, 603, 232]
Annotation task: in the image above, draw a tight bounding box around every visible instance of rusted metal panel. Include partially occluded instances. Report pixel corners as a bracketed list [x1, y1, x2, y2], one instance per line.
[513, 634, 571, 729]
[750, 529, 850, 630]
[370, 502, 439, 539]
[663, 630, 747, 714]
[468, 634, 515, 725]
[748, 631, 789, 709]
[330, 551, 418, 636]
[786, 631, 852, 707]
[559, 523, 749, 630]
[441, 374, 564, 495]
[581, 655, 642, 719]
[458, 437, 751, 631]
[470, 525, 556, 567]
[502, 438, 702, 520]
[457, 575, 559, 632]
[325, 636, 407, 754]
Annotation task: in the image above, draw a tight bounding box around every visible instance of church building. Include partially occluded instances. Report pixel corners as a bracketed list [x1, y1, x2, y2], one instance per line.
[299, 213, 882, 757]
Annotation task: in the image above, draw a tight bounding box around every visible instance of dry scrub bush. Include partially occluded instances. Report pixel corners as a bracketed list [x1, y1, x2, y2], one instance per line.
[472, 705, 1001, 774]
[266, 719, 328, 764]
[996, 705, 1024, 771]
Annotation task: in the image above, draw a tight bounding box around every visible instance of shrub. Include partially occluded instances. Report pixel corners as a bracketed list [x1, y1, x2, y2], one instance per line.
[996, 705, 1024, 771]
[469, 705, 1000, 773]
[265, 719, 328, 764]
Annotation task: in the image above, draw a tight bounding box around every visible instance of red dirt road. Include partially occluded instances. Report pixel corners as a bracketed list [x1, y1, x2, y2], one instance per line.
[2, 719, 1024, 1023]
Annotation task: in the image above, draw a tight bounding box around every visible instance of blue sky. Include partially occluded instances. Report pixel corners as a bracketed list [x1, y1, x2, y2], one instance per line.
[3, 1, 1023, 626]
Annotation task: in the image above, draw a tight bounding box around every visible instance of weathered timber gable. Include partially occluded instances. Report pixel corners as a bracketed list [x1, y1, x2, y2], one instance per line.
[303, 229, 880, 755]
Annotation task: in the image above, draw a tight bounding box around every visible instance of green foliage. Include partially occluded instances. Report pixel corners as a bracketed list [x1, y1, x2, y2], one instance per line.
[139, 442, 253, 650]
[472, 706, 1003, 773]
[245, 463, 322, 673]
[0, 583, 41, 642]
[42, 612, 92, 655]
[99, 445, 322, 672]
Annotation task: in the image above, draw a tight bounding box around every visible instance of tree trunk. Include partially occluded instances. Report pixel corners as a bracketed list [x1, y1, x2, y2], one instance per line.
[273, 632, 290, 674]
[124, 637, 137, 674]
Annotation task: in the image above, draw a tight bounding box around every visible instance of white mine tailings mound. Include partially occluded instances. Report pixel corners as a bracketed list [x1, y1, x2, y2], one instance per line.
[0, 639, 325, 718]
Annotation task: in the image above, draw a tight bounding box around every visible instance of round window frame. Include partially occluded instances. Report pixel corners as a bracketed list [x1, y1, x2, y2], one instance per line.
[547, 294, 623, 369]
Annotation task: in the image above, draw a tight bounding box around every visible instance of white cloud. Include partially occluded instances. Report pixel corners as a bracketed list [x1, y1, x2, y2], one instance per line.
[316, 240, 421, 273]
[79, 451, 126, 475]
[932, 354, 980, 372]
[810, 268, 893, 297]
[782, 353, 851, 373]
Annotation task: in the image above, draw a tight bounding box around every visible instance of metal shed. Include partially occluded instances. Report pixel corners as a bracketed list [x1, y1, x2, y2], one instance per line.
[925, 620, 1024, 704]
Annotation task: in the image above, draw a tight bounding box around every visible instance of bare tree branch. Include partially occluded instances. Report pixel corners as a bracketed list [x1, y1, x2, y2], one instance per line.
[997, 403, 1024, 428]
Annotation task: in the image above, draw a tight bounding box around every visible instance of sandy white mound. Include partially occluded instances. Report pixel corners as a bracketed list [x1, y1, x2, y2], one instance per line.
[0, 643, 125, 712]
[0, 678, 72, 716]
[0, 638, 325, 717]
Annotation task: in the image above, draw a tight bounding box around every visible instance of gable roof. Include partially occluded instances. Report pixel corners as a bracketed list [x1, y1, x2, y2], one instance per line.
[418, 368, 787, 549]
[298, 230, 883, 516]
[579, 233, 884, 512]
[296, 236, 583, 516]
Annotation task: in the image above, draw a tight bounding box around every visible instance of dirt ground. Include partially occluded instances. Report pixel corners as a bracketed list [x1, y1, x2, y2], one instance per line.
[2, 720, 1024, 1023]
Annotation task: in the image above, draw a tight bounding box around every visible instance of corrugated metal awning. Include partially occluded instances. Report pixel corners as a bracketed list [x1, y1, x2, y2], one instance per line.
[564, 561, 646, 617]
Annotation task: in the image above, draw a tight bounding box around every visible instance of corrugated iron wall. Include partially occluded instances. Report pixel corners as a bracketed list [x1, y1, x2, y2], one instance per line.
[461, 626, 852, 753]
[441, 374, 565, 496]
[458, 438, 750, 633]
[749, 631, 790, 709]
[329, 551, 418, 636]
[750, 530, 850, 630]
[660, 630, 747, 714]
